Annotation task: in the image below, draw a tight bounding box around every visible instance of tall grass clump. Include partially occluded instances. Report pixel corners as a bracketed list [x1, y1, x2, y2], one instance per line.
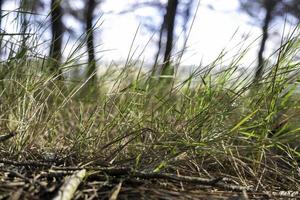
[0, 11, 300, 191]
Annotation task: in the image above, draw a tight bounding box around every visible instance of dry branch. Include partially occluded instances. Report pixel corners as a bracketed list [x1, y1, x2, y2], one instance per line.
[51, 166, 300, 198]
[52, 167, 246, 190]
[109, 181, 123, 200]
[133, 171, 223, 185]
[0, 159, 51, 167]
[53, 169, 86, 200]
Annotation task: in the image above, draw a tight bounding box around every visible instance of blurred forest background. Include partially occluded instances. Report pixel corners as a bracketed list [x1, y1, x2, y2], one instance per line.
[1, 0, 299, 82]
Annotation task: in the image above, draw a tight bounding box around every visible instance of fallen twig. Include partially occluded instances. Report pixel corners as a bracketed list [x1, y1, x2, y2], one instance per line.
[0, 132, 17, 142]
[0, 159, 51, 167]
[2, 169, 46, 188]
[133, 171, 223, 185]
[109, 181, 123, 200]
[53, 169, 86, 200]
[52, 167, 241, 190]
[265, 191, 300, 198]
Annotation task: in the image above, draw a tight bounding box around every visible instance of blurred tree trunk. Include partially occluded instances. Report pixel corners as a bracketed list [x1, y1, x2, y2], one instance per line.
[255, 0, 277, 82]
[19, 0, 30, 56]
[85, 0, 96, 83]
[152, 0, 178, 77]
[49, 0, 63, 78]
[0, 0, 2, 28]
[161, 0, 178, 76]
[0, 0, 3, 56]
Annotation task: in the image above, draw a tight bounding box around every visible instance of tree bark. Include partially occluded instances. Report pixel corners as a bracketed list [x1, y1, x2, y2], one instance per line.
[85, 0, 96, 83]
[161, 0, 178, 76]
[254, 0, 277, 82]
[49, 0, 63, 78]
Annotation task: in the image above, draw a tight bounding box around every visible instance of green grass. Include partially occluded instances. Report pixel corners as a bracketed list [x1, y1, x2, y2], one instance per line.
[1, 15, 300, 191]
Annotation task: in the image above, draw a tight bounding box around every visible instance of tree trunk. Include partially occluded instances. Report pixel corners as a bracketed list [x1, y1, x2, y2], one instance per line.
[254, 0, 277, 82]
[49, 0, 63, 78]
[85, 0, 96, 83]
[20, 0, 30, 55]
[0, 0, 3, 56]
[0, 0, 2, 29]
[161, 0, 178, 76]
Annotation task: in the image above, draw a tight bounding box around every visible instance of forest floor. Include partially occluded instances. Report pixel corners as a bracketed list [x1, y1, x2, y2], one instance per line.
[0, 161, 295, 200]
[0, 147, 299, 200]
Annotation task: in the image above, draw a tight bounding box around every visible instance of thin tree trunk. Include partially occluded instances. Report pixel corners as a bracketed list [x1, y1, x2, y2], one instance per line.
[161, 0, 178, 76]
[0, 0, 2, 29]
[85, 0, 96, 83]
[254, 0, 276, 82]
[49, 0, 63, 78]
[0, 0, 3, 56]
[20, 0, 29, 55]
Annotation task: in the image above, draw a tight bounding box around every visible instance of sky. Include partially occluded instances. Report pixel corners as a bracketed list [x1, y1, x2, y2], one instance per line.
[99, 0, 261, 67]
[1, 0, 295, 70]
